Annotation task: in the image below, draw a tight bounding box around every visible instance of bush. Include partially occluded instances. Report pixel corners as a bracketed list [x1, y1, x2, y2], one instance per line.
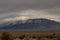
[19, 34, 25, 39]
[1, 32, 14, 40]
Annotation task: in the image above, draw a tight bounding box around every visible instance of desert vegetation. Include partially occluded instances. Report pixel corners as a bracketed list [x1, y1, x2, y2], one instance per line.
[0, 32, 60, 40]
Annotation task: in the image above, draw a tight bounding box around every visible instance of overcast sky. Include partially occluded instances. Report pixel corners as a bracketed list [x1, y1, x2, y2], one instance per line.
[0, 0, 60, 23]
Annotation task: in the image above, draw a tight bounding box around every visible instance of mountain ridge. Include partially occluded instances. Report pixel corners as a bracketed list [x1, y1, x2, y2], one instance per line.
[0, 18, 60, 31]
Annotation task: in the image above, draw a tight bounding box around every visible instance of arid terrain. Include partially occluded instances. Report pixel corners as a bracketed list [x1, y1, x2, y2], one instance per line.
[0, 32, 60, 40]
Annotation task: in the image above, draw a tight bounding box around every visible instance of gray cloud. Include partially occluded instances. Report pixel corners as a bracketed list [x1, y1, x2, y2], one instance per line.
[0, 0, 60, 13]
[0, 0, 60, 22]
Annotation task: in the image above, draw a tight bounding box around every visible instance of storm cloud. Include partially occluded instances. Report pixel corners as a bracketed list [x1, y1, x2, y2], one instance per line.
[0, 0, 60, 23]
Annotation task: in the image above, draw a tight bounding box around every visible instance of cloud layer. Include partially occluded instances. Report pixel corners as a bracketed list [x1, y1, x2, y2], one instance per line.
[0, 0, 60, 23]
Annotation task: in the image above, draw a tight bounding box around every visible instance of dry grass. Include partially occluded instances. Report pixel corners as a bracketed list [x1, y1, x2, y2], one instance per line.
[0, 32, 60, 40]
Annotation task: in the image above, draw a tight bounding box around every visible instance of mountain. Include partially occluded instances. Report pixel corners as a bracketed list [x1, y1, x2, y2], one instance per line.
[0, 18, 60, 31]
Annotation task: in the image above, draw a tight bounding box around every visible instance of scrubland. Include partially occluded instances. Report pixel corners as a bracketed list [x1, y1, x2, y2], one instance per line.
[0, 32, 60, 40]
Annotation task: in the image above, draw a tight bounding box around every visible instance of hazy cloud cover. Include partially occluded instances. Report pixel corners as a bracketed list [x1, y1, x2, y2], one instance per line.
[0, 0, 60, 23]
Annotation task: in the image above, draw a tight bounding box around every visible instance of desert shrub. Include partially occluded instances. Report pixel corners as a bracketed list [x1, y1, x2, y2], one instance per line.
[46, 33, 56, 39]
[58, 38, 60, 40]
[46, 35, 55, 39]
[52, 33, 59, 38]
[1, 32, 11, 40]
[8, 33, 15, 40]
[30, 36, 39, 40]
[37, 36, 41, 40]
[1, 32, 14, 40]
[52, 33, 56, 36]
[19, 34, 25, 40]
[32, 36, 36, 39]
